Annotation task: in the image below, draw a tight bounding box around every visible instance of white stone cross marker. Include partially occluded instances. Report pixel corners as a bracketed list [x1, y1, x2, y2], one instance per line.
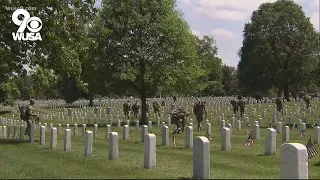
[280, 143, 308, 179]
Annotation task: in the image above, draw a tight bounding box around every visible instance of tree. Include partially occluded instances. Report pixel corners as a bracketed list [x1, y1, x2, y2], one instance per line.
[196, 35, 224, 96]
[237, 0, 319, 100]
[90, 0, 204, 124]
[222, 64, 238, 95]
[0, 0, 96, 103]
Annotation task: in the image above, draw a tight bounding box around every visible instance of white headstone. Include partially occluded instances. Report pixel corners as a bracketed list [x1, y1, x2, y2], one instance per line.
[84, 131, 93, 157]
[123, 125, 129, 140]
[282, 126, 290, 142]
[40, 126, 45, 145]
[280, 143, 308, 179]
[144, 134, 156, 169]
[265, 128, 276, 155]
[252, 124, 260, 139]
[141, 125, 148, 142]
[221, 127, 231, 151]
[106, 124, 111, 139]
[109, 132, 119, 160]
[64, 129, 71, 151]
[161, 126, 169, 146]
[193, 136, 210, 179]
[29, 124, 34, 143]
[186, 126, 193, 148]
[51, 127, 57, 149]
[20, 125, 24, 140]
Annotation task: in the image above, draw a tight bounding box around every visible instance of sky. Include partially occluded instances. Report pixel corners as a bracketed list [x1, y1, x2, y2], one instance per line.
[95, 0, 320, 68]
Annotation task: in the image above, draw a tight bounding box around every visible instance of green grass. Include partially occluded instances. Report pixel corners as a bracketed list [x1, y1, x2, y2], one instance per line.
[0, 101, 320, 179]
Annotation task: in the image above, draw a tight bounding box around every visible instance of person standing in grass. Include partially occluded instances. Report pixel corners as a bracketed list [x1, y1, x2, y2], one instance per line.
[238, 95, 246, 118]
[24, 99, 39, 136]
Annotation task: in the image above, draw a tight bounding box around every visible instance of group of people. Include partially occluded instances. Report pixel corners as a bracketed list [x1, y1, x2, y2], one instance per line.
[18, 93, 313, 137]
[123, 100, 163, 119]
[230, 95, 246, 117]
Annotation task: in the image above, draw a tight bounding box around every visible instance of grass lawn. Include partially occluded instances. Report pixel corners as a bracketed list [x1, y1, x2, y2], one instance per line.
[0, 101, 320, 179]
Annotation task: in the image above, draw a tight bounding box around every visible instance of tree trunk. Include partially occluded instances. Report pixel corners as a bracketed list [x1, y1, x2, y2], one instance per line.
[140, 88, 147, 125]
[89, 94, 94, 107]
[284, 83, 290, 101]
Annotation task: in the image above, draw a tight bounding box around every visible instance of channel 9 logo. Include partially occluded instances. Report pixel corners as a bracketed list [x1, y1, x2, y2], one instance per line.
[11, 9, 42, 41]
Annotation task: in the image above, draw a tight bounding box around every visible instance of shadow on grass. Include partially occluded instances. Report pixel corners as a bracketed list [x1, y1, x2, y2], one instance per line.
[313, 162, 320, 167]
[0, 139, 30, 145]
[177, 177, 192, 179]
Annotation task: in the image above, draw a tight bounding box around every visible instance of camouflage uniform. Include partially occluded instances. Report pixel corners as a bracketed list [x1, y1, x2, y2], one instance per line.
[303, 94, 311, 109]
[193, 101, 207, 132]
[23, 99, 38, 136]
[275, 96, 283, 115]
[237, 96, 245, 117]
[123, 101, 131, 119]
[170, 107, 188, 134]
[153, 101, 161, 117]
[230, 98, 238, 115]
[146, 102, 150, 113]
[131, 102, 140, 119]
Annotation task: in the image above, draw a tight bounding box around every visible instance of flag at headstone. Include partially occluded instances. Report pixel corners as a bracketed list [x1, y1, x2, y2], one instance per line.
[244, 131, 254, 147]
[205, 132, 212, 143]
[306, 136, 318, 159]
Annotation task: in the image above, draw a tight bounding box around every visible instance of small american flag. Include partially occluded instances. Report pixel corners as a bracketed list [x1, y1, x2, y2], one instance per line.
[244, 132, 254, 147]
[306, 136, 318, 159]
[300, 130, 306, 137]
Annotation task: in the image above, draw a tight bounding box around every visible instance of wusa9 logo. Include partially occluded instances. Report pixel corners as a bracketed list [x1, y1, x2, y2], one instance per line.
[11, 9, 42, 41]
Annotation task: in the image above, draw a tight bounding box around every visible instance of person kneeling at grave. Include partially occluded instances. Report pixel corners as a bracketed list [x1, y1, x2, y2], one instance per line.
[170, 107, 188, 134]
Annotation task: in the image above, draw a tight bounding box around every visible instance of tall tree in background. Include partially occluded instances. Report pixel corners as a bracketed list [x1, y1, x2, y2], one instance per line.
[237, 0, 319, 100]
[91, 0, 204, 124]
[0, 0, 96, 104]
[196, 35, 224, 96]
[222, 64, 238, 96]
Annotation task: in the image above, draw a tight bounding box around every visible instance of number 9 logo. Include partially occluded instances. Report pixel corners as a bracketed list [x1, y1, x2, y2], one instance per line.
[12, 9, 42, 33]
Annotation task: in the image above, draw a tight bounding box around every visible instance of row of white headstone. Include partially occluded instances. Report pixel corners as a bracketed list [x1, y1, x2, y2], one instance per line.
[0, 122, 311, 179]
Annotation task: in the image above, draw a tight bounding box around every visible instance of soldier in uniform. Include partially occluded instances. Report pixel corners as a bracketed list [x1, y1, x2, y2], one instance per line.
[170, 106, 189, 134]
[152, 101, 161, 117]
[131, 101, 140, 119]
[123, 101, 131, 119]
[303, 93, 311, 109]
[238, 95, 246, 117]
[193, 100, 207, 132]
[23, 99, 39, 136]
[275, 95, 284, 115]
[146, 102, 150, 113]
[230, 97, 238, 116]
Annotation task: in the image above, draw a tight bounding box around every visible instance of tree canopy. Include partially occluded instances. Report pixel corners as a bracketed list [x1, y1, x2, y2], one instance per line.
[237, 0, 319, 99]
